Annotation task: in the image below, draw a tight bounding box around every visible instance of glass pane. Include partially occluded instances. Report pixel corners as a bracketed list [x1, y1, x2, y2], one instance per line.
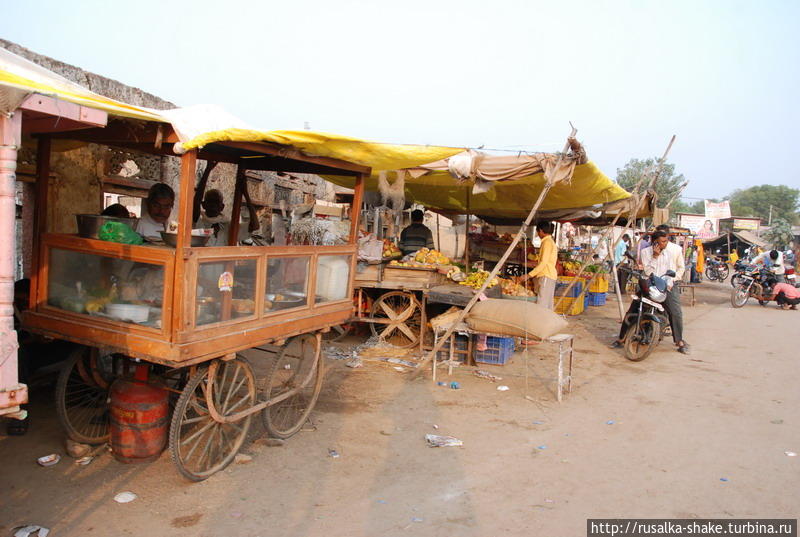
[265, 256, 309, 313]
[47, 248, 164, 328]
[196, 258, 258, 326]
[315, 255, 351, 303]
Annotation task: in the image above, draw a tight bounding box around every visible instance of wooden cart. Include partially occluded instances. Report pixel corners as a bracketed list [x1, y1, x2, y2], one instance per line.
[22, 122, 367, 480]
[350, 262, 449, 349]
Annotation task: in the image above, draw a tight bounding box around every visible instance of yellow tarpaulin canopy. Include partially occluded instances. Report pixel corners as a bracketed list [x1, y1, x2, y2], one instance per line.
[325, 161, 630, 221]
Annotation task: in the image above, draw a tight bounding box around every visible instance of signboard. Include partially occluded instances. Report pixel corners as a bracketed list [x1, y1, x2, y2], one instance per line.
[704, 200, 731, 220]
[679, 214, 706, 234]
[733, 218, 759, 231]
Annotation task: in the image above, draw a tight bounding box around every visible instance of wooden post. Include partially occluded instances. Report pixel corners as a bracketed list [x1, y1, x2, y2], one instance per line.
[30, 135, 50, 310]
[174, 151, 197, 332]
[349, 173, 365, 244]
[464, 186, 471, 272]
[228, 165, 246, 246]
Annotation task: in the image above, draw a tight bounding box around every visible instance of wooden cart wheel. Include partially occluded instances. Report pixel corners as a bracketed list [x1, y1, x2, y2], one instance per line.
[55, 346, 114, 444]
[369, 291, 422, 348]
[169, 357, 255, 482]
[261, 334, 324, 439]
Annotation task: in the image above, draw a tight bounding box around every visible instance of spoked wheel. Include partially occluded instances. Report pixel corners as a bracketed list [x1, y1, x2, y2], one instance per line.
[169, 357, 255, 482]
[261, 334, 324, 439]
[718, 265, 730, 281]
[704, 268, 717, 281]
[55, 346, 116, 444]
[623, 319, 660, 362]
[730, 274, 743, 288]
[369, 291, 422, 348]
[730, 286, 750, 308]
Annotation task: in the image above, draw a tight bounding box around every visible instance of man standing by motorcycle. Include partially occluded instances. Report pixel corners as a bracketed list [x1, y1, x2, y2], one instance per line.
[611, 230, 690, 354]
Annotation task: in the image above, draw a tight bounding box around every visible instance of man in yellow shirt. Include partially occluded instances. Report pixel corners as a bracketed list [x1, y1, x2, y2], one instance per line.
[519, 222, 557, 309]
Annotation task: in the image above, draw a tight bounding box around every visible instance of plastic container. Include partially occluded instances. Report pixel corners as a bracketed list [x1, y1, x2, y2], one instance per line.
[473, 335, 515, 365]
[588, 275, 609, 293]
[106, 303, 150, 323]
[436, 333, 469, 363]
[555, 278, 584, 297]
[316, 256, 350, 301]
[555, 294, 585, 315]
[587, 291, 607, 306]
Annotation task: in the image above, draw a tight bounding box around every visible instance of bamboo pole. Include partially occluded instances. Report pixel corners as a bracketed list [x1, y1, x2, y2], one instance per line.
[411, 126, 578, 379]
[554, 135, 677, 313]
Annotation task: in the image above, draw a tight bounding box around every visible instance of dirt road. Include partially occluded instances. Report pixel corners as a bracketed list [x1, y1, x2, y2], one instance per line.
[1, 281, 797, 536]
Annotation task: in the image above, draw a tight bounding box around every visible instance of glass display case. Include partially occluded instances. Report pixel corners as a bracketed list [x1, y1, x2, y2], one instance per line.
[196, 258, 258, 326]
[265, 256, 310, 313]
[47, 247, 165, 328]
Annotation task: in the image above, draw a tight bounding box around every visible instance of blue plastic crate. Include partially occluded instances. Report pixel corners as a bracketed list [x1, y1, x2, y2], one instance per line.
[473, 335, 515, 365]
[436, 333, 469, 363]
[587, 291, 606, 306]
[555, 280, 584, 297]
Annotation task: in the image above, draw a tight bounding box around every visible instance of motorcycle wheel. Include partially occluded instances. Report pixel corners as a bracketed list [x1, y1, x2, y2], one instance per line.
[730, 286, 749, 308]
[717, 265, 730, 281]
[730, 274, 742, 288]
[704, 267, 715, 281]
[623, 319, 659, 362]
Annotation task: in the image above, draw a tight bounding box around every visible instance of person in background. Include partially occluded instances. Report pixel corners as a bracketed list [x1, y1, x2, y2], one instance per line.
[754, 281, 800, 310]
[136, 183, 175, 240]
[614, 234, 634, 291]
[751, 249, 785, 283]
[101, 203, 132, 218]
[689, 245, 700, 283]
[399, 209, 434, 256]
[193, 162, 260, 246]
[636, 231, 651, 263]
[518, 221, 557, 310]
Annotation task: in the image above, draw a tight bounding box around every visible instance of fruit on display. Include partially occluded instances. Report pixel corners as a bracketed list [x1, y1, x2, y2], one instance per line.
[382, 239, 401, 258]
[499, 278, 535, 297]
[458, 270, 499, 290]
[561, 260, 581, 274]
[413, 248, 450, 265]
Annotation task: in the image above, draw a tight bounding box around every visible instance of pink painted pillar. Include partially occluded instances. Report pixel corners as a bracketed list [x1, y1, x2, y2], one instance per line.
[0, 112, 27, 417]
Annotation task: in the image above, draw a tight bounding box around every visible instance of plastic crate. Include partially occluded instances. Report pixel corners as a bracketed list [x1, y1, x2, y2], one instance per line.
[587, 291, 607, 306]
[473, 335, 515, 365]
[588, 275, 609, 293]
[436, 333, 469, 363]
[555, 293, 585, 315]
[555, 278, 584, 297]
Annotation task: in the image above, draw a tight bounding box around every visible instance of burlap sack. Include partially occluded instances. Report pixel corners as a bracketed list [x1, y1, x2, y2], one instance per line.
[466, 298, 568, 339]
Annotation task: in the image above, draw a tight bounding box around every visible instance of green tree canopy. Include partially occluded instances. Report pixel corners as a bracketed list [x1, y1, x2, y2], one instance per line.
[616, 158, 686, 209]
[764, 218, 795, 249]
[727, 184, 799, 223]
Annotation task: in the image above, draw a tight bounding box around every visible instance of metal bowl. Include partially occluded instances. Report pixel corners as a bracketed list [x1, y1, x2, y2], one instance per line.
[76, 214, 138, 239]
[160, 231, 211, 247]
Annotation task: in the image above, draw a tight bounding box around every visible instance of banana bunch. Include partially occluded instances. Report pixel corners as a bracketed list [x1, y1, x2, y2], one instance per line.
[458, 270, 499, 290]
[85, 285, 118, 313]
[562, 261, 582, 273]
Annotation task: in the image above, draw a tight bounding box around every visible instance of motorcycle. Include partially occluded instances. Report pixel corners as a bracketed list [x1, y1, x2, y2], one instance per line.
[730, 267, 777, 308]
[704, 256, 730, 282]
[785, 264, 798, 287]
[623, 270, 675, 362]
[730, 259, 751, 288]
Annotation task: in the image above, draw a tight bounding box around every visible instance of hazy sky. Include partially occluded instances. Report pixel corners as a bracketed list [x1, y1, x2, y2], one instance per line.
[3, 0, 799, 200]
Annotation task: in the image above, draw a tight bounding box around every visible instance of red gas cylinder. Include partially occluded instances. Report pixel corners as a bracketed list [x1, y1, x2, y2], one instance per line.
[110, 365, 169, 463]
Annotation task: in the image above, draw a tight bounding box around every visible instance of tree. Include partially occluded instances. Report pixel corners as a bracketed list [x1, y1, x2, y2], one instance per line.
[727, 185, 799, 223]
[764, 218, 795, 249]
[616, 158, 687, 208]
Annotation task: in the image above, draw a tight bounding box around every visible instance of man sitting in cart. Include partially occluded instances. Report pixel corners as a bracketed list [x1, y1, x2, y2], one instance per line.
[193, 163, 260, 246]
[399, 209, 434, 256]
[136, 183, 175, 240]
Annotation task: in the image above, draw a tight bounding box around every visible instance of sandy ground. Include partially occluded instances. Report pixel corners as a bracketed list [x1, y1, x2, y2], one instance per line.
[1, 281, 798, 536]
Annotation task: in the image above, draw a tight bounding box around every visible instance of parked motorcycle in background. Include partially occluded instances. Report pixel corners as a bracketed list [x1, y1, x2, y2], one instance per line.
[730, 259, 751, 288]
[623, 270, 676, 362]
[705, 256, 730, 282]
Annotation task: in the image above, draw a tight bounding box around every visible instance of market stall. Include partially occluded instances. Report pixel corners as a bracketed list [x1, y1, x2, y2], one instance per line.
[0, 47, 464, 478]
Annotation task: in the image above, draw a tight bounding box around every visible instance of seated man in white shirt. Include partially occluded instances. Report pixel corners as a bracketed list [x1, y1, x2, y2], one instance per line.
[136, 183, 175, 240]
[611, 229, 690, 355]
